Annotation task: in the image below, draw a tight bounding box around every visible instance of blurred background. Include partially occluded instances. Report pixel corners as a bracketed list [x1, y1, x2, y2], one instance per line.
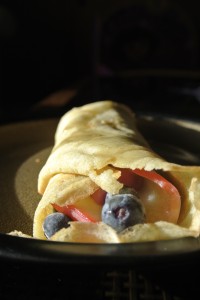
[1, 0, 200, 122]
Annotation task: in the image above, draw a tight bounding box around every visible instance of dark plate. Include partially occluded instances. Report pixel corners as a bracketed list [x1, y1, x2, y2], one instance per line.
[1, 115, 200, 270]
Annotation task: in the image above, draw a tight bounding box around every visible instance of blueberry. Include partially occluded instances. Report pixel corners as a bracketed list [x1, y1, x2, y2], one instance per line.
[43, 212, 71, 239]
[102, 187, 146, 232]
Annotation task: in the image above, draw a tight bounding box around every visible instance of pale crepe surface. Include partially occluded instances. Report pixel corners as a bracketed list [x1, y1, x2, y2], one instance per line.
[33, 100, 200, 243]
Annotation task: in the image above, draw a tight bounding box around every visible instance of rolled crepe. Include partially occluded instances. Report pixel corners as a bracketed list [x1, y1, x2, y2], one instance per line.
[33, 100, 200, 243]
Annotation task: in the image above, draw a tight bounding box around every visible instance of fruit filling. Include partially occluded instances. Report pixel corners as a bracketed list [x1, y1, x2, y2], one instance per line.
[42, 168, 181, 239]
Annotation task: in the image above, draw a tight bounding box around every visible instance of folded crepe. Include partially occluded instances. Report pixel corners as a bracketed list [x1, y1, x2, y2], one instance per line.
[33, 100, 200, 243]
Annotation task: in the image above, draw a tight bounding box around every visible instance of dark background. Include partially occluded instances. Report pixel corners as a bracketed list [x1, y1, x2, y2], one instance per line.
[1, 0, 200, 121]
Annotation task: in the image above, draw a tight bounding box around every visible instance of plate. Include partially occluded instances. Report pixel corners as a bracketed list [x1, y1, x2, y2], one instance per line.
[1, 115, 200, 269]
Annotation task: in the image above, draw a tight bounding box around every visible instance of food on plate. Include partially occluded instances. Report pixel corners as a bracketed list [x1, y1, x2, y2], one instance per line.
[33, 100, 200, 243]
[9, 230, 32, 238]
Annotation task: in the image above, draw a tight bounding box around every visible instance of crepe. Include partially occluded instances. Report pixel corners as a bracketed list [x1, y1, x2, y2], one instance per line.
[33, 100, 200, 243]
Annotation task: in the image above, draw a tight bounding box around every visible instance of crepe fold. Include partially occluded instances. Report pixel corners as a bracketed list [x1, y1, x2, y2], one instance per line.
[33, 100, 200, 242]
